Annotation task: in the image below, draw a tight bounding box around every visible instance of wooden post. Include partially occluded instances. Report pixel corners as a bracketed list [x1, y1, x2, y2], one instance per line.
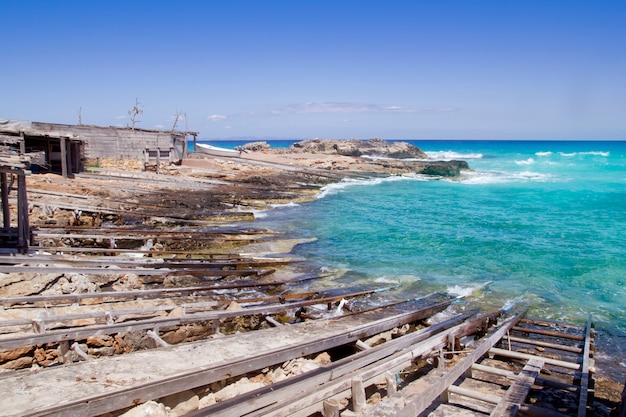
[16, 171, 29, 253]
[19, 132, 25, 155]
[58, 341, 71, 364]
[355, 340, 371, 351]
[322, 399, 340, 417]
[143, 148, 149, 171]
[386, 372, 397, 396]
[156, 147, 161, 174]
[351, 376, 367, 413]
[66, 137, 73, 175]
[1, 172, 10, 230]
[60, 137, 68, 178]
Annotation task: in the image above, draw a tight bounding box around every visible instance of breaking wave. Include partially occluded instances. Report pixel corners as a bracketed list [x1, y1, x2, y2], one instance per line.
[425, 150, 483, 160]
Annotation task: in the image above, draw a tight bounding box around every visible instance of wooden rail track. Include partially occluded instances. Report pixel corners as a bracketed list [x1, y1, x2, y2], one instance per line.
[0, 253, 302, 269]
[0, 274, 327, 307]
[0, 294, 453, 416]
[191, 309, 502, 417]
[0, 287, 399, 350]
[355, 311, 594, 417]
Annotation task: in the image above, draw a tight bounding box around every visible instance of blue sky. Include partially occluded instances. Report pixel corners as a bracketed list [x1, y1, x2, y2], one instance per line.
[2, 1, 625, 140]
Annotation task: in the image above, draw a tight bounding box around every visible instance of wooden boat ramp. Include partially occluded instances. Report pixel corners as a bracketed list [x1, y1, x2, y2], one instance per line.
[0, 279, 595, 417]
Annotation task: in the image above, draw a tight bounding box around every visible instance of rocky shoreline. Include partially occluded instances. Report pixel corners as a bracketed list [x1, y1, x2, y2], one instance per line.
[0, 139, 623, 415]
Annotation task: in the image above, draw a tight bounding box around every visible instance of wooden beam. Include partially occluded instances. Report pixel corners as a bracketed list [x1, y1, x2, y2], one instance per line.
[6, 298, 451, 417]
[489, 347, 581, 370]
[16, 170, 29, 253]
[490, 357, 544, 417]
[360, 310, 527, 417]
[577, 314, 592, 417]
[197, 310, 493, 417]
[60, 136, 68, 178]
[511, 325, 584, 341]
[0, 275, 322, 306]
[1, 172, 9, 229]
[0, 288, 403, 350]
[503, 334, 582, 353]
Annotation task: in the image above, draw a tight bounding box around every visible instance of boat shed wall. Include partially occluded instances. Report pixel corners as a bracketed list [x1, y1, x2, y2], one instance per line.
[28, 122, 191, 161]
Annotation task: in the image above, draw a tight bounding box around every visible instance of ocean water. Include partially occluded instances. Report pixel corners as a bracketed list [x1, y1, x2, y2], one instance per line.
[209, 139, 626, 380]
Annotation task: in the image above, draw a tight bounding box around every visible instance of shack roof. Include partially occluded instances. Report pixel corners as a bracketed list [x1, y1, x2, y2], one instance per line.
[0, 119, 198, 140]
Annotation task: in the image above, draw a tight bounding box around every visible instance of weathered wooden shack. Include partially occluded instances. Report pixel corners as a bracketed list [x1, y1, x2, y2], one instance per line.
[0, 149, 31, 253]
[0, 119, 198, 177]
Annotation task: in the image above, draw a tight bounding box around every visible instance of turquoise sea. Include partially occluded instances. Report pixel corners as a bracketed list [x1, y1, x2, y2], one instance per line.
[204, 139, 626, 381]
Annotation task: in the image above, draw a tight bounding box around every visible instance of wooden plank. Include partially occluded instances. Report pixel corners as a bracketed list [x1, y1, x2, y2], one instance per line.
[193, 310, 482, 417]
[32, 246, 253, 256]
[3, 254, 299, 268]
[490, 357, 544, 417]
[0, 287, 397, 350]
[503, 334, 582, 353]
[577, 314, 592, 417]
[521, 317, 585, 330]
[511, 325, 584, 341]
[6, 296, 450, 417]
[360, 310, 527, 417]
[473, 362, 581, 394]
[0, 275, 322, 306]
[0, 265, 266, 277]
[447, 385, 501, 404]
[489, 347, 581, 370]
[0, 286, 370, 329]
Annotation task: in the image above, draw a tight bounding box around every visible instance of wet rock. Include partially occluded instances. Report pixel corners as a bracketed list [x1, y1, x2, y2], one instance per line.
[419, 160, 469, 177]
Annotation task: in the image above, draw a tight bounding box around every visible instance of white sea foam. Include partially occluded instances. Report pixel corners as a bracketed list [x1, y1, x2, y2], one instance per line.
[446, 284, 479, 298]
[316, 175, 425, 199]
[515, 157, 535, 166]
[535, 151, 552, 157]
[374, 276, 401, 284]
[458, 170, 554, 185]
[425, 150, 483, 160]
[269, 201, 300, 209]
[447, 281, 492, 299]
[580, 151, 610, 157]
[560, 152, 577, 157]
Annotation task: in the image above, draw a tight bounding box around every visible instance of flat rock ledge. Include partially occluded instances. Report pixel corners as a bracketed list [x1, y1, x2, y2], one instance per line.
[242, 139, 470, 177]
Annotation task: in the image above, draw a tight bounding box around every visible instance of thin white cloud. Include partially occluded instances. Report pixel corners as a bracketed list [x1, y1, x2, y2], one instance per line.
[223, 125, 232, 129]
[115, 115, 127, 120]
[268, 102, 458, 115]
[208, 114, 227, 122]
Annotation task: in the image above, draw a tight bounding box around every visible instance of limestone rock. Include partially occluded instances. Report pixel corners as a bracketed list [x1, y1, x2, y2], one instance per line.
[161, 390, 199, 417]
[287, 138, 428, 159]
[163, 275, 200, 288]
[118, 401, 167, 417]
[213, 377, 265, 402]
[1, 356, 33, 370]
[0, 346, 34, 362]
[242, 141, 270, 152]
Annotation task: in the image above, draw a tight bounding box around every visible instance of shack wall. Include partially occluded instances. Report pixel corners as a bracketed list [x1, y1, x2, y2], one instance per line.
[30, 122, 188, 160]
